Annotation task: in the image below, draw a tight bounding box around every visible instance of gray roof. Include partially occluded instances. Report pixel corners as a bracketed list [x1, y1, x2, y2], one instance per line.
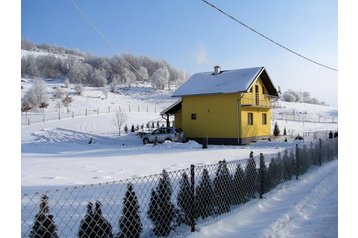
[172, 66, 277, 97]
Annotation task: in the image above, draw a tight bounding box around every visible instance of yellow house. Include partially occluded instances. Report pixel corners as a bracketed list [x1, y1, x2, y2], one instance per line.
[161, 66, 279, 145]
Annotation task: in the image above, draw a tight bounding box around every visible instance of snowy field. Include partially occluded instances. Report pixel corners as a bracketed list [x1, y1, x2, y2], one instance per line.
[21, 80, 339, 237]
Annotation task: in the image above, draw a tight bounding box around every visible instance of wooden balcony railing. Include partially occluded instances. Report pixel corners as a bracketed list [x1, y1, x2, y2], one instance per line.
[240, 93, 279, 108]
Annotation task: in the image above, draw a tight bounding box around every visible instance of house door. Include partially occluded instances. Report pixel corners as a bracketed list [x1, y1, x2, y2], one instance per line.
[255, 85, 259, 105]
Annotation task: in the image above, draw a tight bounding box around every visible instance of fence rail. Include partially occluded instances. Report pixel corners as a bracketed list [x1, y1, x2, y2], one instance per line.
[21, 138, 338, 237]
[21, 104, 167, 126]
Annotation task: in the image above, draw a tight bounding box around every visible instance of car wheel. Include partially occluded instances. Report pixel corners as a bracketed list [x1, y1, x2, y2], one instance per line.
[143, 138, 150, 144]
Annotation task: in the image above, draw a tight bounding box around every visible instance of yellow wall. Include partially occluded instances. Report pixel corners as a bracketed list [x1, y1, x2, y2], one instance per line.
[180, 94, 240, 139]
[240, 108, 271, 138]
[174, 110, 182, 128]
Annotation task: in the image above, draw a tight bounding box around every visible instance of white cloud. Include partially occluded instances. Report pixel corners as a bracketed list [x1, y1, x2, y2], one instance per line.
[194, 44, 215, 66]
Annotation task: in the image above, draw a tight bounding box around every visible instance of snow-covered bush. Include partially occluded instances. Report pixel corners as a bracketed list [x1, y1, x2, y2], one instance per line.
[22, 79, 49, 109]
[74, 84, 84, 95]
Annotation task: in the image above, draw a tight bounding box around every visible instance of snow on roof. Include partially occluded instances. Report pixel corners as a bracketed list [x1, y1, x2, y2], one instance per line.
[172, 67, 264, 97]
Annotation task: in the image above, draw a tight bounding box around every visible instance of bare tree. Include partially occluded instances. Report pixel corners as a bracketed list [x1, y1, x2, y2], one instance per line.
[61, 94, 73, 113]
[112, 110, 128, 136]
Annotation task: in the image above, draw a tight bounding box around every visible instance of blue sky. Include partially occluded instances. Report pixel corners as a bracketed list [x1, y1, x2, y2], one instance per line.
[21, 0, 338, 106]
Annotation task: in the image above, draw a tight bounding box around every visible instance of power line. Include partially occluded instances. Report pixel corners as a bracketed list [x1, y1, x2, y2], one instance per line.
[199, 0, 338, 72]
[67, 0, 146, 79]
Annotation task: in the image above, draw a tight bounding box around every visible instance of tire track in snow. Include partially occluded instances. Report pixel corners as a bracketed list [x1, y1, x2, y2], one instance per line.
[263, 160, 338, 238]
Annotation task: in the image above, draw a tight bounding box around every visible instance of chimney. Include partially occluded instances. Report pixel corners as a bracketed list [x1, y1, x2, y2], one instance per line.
[213, 65, 221, 75]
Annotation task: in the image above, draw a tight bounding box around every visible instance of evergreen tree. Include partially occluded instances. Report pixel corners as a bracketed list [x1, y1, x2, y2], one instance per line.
[329, 131, 333, 139]
[300, 144, 311, 174]
[268, 158, 278, 189]
[273, 122, 280, 136]
[124, 124, 129, 134]
[232, 163, 246, 205]
[30, 194, 58, 238]
[244, 152, 258, 199]
[213, 160, 232, 214]
[177, 173, 193, 225]
[195, 169, 214, 219]
[119, 183, 142, 238]
[283, 127, 287, 136]
[282, 149, 293, 181]
[275, 152, 283, 184]
[92, 201, 113, 238]
[131, 125, 135, 133]
[259, 153, 269, 198]
[78, 202, 94, 238]
[147, 170, 175, 237]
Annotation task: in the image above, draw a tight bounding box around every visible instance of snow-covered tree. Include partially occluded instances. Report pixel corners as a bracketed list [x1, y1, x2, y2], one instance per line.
[91, 201, 113, 238]
[122, 68, 137, 88]
[177, 172, 193, 226]
[244, 152, 258, 199]
[147, 169, 175, 237]
[137, 66, 149, 82]
[213, 160, 232, 214]
[68, 62, 92, 84]
[78, 202, 94, 238]
[232, 163, 246, 205]
[21, 55, 40, 78]
[195, 169, 214, 219]
[119, 183, 142, 238]
[29, 194, 58, 238]
[22, 79, 49, 109]
[88, 69, 107, 87]
[151, 67, 169, 90]
[74, 83, 84, 95]
[64, 79, 70, 88]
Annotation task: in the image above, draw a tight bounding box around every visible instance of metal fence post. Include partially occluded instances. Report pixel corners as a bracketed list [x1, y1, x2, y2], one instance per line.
[259, 153, 265, 199]
[190, 164, 196, 232]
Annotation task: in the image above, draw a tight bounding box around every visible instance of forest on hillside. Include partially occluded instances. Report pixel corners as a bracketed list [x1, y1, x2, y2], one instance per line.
[21, 39, 189, 90]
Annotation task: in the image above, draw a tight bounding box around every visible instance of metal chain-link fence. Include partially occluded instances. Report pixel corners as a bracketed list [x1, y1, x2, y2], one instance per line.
[22, 138, 338, 237]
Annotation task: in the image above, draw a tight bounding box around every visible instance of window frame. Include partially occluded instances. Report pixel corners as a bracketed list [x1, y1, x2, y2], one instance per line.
[191, 113, 197, 120]
[248, 112, 254, 125]
[262, 113, 267, 125]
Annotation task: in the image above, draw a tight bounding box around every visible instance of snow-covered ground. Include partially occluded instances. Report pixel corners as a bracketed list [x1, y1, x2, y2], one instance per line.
[21, 79, 339, 237]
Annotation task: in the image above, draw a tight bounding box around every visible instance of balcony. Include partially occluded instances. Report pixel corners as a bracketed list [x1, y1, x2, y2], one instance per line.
[240, 93, 279, 108]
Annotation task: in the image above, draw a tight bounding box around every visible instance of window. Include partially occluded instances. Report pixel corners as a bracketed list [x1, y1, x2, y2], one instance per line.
[248, 113, 253, 125]
[191, 113, 197, 120]
[262, 113, 267, 125]
[262, 86, 265, 95]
